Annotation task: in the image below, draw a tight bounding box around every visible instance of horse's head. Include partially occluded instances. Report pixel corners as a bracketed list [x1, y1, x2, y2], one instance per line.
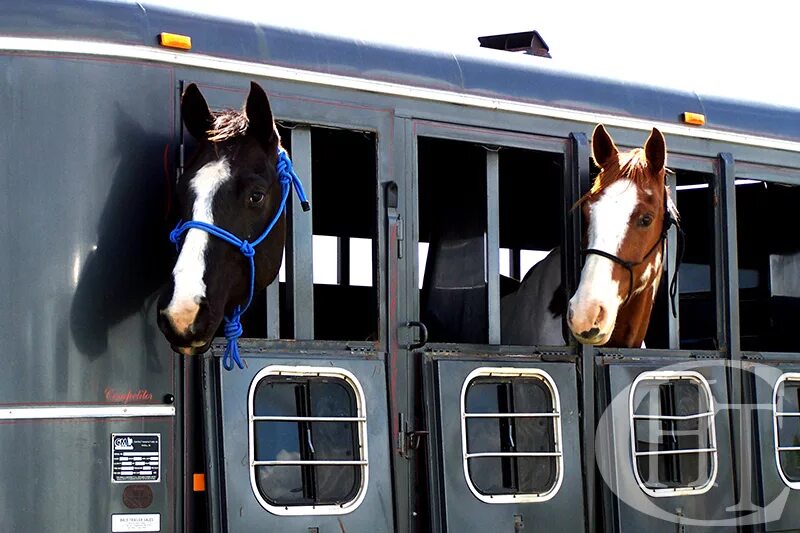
[157, 83, 285, 355]
[568, 124, 676, 347]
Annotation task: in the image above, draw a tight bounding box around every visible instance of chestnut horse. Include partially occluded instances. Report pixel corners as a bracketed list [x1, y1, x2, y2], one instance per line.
[502, 125, 679, 348]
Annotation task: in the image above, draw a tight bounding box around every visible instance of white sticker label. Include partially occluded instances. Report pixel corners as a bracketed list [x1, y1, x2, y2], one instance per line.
[111, 513, 161, 532]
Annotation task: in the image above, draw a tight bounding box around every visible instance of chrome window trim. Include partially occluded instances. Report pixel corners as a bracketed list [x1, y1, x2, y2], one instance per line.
[459, 367, 564, 504]
[772, 372, 800, 490]
[0, 405, 175, 419]
[247, 365, 369, 516]
[0, 37, 799, 153]
[628, 370, 718, 497]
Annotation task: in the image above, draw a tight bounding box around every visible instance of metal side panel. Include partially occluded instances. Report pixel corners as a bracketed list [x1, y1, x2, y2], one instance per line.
[0, 54, 177, 404]
[209, 349, 394, 532]
[423, 356, 585, 533]
[599, 359, 737, 532]
[0, 417, 176, 532]
[747, 358, 800, 531]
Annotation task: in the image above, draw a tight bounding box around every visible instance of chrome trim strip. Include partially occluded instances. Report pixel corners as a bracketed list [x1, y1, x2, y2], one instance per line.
[465, 451, 562, 458]
[633, 447, 717, 457]
[253, 460, 368, 466]
[464, 412, 560, 418]
[632, 412, 714, 421]
[0, 405, 176, 420]
[252, 415, 366, 422]
[1, 36, 800, 153]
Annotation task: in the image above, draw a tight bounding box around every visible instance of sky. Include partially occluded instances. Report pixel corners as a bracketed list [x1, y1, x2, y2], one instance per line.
[169, 0, 799, 108]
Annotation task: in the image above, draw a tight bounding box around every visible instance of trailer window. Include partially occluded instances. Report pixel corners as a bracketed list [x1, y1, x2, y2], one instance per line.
[417, 137, 565, 346]
[644, 170, 717, 349]
[460, 368, 563, 503]
[244, 126, 379, 343]
[773, 373, 800, 488]
[630, 371, 717, 497]
[248, 366, 368, 515]
[735, 180, 800, 352]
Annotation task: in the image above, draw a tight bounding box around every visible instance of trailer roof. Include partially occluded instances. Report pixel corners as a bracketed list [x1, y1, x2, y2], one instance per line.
[3, 0, 799, 143]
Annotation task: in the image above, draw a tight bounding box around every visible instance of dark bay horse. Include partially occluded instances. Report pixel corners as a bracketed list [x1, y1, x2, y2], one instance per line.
[157, 83, 301, 359]
[502, 125, 678, 348]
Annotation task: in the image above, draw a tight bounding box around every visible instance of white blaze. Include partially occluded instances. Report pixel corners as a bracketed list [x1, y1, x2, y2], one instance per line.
[165, 158, 231, 334]
[570, 179, 640, 336]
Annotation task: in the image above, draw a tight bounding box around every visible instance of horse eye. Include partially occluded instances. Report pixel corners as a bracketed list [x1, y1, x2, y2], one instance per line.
[248, 192, 265, 206]
[638, 214, 654, 227]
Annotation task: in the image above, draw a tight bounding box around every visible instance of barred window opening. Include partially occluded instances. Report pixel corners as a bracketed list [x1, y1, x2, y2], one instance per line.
[629, 371, 717, 497]
[460, 368, 563, 503]
[773, 373, 800, 488]
[248, 366, 368, 515]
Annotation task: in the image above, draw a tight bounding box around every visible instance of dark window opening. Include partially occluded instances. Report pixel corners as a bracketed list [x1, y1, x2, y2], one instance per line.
[418, 138, 488, 344]
[464, 375, 560, 497]
[631, 375, 716, 493]
[243, 126, 379, 342]
[252, 374, 364, 508]
[645, 170, 718, 350]
[499, 148, 565, 346]
[418, 137, 565, 346]
[735, 179, 800, 352]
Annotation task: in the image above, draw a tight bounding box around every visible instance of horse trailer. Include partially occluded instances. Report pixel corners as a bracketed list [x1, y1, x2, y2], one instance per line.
[2, 2, 800, 532]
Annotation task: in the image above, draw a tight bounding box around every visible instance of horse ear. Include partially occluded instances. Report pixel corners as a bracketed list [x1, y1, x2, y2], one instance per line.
[245, 82, 278, 151]
[644, 127, 666, 175]
[592, 124, 618, 168]
[181, 84, 213, 141]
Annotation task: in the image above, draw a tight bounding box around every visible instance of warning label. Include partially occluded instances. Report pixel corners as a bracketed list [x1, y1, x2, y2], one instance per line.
[111, 433, 161, 483]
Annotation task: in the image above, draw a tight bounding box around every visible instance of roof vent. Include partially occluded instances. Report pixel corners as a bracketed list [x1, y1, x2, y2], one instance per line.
[478, 30, 551, 58]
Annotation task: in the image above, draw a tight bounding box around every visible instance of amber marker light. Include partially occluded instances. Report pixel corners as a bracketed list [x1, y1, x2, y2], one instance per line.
[159, 32, 192, 50]
[681, 112, 706, 126]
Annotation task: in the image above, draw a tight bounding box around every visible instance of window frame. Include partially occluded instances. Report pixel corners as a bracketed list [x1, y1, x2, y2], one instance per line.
[247, 365, 369, 516]
[459, 367, 564, 503]
[628, 370, 718, 497]
[772, 372, 800, 490]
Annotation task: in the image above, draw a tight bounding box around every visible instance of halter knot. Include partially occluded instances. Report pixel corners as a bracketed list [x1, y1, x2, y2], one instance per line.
[222, 311, 245, 370]
[168, 227, 182, 247]
[239, 241, 256, 257]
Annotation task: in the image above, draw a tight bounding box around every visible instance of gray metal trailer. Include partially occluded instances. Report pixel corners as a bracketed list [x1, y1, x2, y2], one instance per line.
[2, 2, 800, 531]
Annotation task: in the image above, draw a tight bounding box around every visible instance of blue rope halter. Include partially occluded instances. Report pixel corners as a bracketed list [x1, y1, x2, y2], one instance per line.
[169, 149, 309, 370]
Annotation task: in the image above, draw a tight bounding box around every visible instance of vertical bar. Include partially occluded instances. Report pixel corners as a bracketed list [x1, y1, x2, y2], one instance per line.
[569, 132, 594, 533]
[510, 250, 521, 280]
[714, 153, 757, 518]
[264, 279, 280, 339]
[337, 237, 351, 286]
[486, 149, 501, 344]
[200, 354, 223, 533]
[286, 126, 314, 339]
[666, 171, 680, 349]
[713, 153, 741, 355]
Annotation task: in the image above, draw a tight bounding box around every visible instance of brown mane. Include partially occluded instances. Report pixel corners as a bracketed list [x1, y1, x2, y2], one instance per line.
[206, 109, 249, 142]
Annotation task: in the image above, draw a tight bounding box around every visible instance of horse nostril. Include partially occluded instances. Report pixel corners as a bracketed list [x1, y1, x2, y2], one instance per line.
[595, 305, 606, 326]
[194, 295, 207, 306]
[580, 327, 601, 339]
[568, 308, 575, 322]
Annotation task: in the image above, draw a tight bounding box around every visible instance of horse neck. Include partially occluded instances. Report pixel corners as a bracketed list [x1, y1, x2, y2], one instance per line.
[608, 265, 662, 348]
